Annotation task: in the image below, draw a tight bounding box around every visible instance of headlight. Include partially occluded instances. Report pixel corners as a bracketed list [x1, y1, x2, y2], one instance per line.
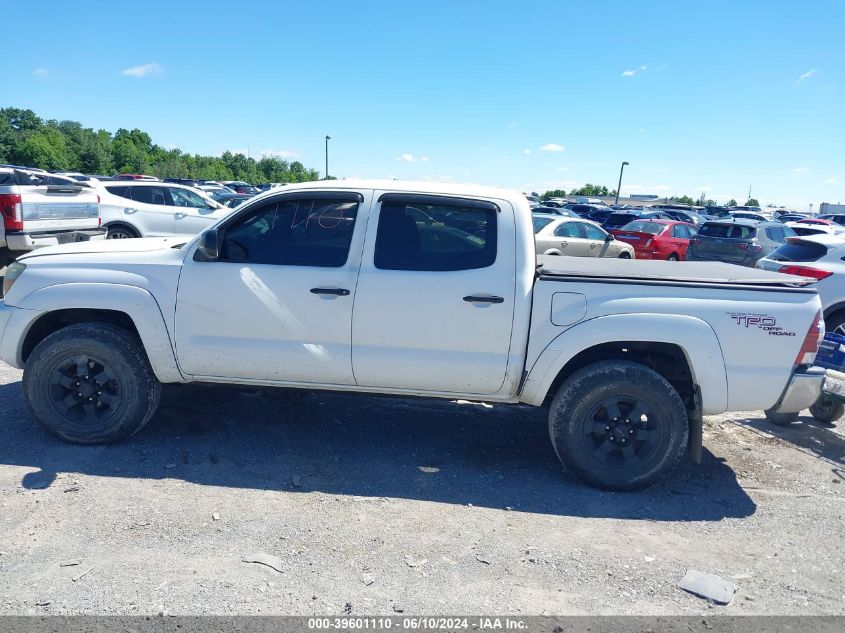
[3, 261, 26, 296]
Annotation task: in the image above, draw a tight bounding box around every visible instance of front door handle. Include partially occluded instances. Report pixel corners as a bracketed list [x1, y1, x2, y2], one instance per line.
[310, 287, 350, 296]
[175, 212, 186, 219]
[463, 295, 504, 304]
[124, 207, 138, 214]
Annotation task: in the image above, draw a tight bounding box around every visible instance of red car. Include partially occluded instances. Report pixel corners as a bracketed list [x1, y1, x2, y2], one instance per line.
[610, 219, 697, 260]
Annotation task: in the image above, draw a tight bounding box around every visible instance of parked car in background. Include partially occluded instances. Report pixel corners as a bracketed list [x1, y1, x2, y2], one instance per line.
[533, 205, 580, 218]
[602, 209, 673, 231]
[164, 178, 205, 188]
[533, 213, 634, 259]
[198, 184, 236, 198]
[778, 213, 811, 222]
[216, 193, 253, 208]
[569, 203, 609, 219]
[115, 174, 159, 181]
[686, 220, 795, 267]
[610, 220, 697, 261]
[1, 166, 104, 267]
[730, 211, 769, 222]
[757, 234, 845, 332]
[819, 214, 845, 227]
[222, 181, 260, 195]
[705, 206, 732, 218]
[785, 221, 845, 237]
[658, 208, 708, 226]
[55, 172, 102, 187]
[97, 181, 229, 239]
[257, 183, 286, 192]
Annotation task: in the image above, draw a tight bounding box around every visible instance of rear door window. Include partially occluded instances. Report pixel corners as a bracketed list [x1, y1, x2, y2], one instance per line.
[129, 186, 168, 205]
[698, 223, 756, 239]
[672, 224, 691, 238]
[104, 185, 132, 200]
[554, 222, 584, 238]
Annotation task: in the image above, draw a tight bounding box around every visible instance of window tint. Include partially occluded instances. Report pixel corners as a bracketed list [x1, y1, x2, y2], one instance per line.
[582, 223, 607, 240]
[222, 197, 358, 267]
[604, 213, 637, 229]
[766, 227, 784, 242]
[766, 241, 828, 263]
[554, 222, 583, 238]
[671, 224, 690, 238]
[105, 185, 132, 200]
[533, 217, 553, 233]
[698, 223, 756, 239]
[169, 187, 211, 208]
[374, 199, 496, 271]
[622, 221, 663, 234]
[129, 186, 167, 205]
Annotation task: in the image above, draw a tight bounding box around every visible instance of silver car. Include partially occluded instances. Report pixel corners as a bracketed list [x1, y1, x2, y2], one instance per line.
[533, 214, 635, 259]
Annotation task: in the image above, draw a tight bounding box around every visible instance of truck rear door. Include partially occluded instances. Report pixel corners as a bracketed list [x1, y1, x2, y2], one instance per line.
[17, 175, 99, 232]
[351, 192, 516, 395]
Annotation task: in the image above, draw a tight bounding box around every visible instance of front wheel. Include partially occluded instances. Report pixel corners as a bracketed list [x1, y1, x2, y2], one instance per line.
[809, 397, 844, 424]
[667, 253, 679, 261]
[107, 226, 138, 239]
[764, 409, 799, 426]
[548, 360, 688, 490]
[618, 252, 632, 259]
[23, 323, 161, 444]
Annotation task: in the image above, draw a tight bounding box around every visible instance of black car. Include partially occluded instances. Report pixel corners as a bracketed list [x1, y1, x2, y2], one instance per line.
[585, 208, 613, 224]
[819, 214, 845, 226]
[533, 205, 580, 218]
[603, 210, 672, 230]
[569, 203, 609, 218]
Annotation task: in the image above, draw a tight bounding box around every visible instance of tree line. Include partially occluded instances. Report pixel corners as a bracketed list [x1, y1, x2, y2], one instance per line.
[540, 184, 758, 208]
[0, 107, 320, 183]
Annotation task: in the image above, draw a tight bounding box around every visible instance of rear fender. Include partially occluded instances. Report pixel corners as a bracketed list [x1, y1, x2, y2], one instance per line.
[520, 313, 729, 415]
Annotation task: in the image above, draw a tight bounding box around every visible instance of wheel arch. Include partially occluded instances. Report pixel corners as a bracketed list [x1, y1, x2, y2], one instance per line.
[102, 221, 141, 237]
[520, 313, 728, 415]
[5, 284, 185, 383]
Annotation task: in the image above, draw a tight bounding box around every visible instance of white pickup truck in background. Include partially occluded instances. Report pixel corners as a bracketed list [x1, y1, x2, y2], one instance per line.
[0, 166, 104, 268]
[0, 180, 826, 490]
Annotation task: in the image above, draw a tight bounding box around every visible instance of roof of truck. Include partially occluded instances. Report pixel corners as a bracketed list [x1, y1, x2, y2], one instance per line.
[270, 179, 523, 201]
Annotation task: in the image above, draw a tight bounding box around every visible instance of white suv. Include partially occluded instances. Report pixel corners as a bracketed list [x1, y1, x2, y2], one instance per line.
[97, 181, 232, 239]
[757, 233, 845, 332]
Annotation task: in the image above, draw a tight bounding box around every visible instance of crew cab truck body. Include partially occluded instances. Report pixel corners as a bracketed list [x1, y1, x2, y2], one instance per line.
[0, 180, 826, 490]
[0, 167, 104, 268]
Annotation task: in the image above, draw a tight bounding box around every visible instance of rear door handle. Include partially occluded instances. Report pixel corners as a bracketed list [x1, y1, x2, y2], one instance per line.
[310, 287, 350, 296]
[124, 207, 138, 214]
[463, 295, 504, 304]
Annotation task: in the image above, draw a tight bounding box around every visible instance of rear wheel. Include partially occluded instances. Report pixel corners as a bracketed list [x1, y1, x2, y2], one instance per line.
[809, 397, 844, 424]
[618, 251, 632, 259]
[548, 360, 688, 490]
[825, 311, 845, 336]
[667, 253, 679, 261]
[23, 323, 161, 444]
[764, 409, 799, 426]
[107, 226, 138, 239]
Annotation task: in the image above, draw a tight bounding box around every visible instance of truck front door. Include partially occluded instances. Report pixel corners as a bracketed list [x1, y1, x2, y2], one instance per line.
[351, 193, 516, 395]
[174, 190, 369, 384]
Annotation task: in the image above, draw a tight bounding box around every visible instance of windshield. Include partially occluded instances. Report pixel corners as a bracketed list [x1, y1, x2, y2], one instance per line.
[619, 221, 664, 234]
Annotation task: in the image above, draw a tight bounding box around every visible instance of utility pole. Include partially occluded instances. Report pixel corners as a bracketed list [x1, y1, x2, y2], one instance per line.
[615, 161, 629, 205]
[325, 135, 332, 180]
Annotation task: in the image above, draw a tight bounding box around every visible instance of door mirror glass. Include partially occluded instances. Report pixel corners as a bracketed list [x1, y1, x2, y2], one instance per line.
[197, 228, 220, 260]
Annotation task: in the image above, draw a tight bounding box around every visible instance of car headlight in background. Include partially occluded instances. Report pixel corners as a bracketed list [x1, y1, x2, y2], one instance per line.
[3, 261, 26, 296]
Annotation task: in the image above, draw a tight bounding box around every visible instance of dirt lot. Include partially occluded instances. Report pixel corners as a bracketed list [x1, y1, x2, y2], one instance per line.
[0, 362, 843, 616]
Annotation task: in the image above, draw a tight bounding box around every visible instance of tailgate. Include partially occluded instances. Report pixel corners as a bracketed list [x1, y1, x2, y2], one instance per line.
[691, 236, 750, 262]
[21, 184, 99, 231]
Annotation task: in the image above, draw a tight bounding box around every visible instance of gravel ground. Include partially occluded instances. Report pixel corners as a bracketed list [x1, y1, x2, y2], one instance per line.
[0, 361, 843, 616]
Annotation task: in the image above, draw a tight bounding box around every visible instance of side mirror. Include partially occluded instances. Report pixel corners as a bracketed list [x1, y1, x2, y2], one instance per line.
[197, 228, 220, 260]
[605, 233, 615, 241]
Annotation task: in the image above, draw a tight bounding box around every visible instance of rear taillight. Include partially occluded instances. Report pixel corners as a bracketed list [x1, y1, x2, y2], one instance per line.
[737, 243, 763, 253]
[0, 194, 23, 230]
[778, 265, 833, 280]
[796, 310, 824, 365]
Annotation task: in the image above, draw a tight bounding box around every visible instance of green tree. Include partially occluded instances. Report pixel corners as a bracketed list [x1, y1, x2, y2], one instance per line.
[670, 195, 696, 205]
[16, 129, 69, 170]
[726, 198, 738, 207]
[540, 189, 567, 200]
[745, 198, 760, 207]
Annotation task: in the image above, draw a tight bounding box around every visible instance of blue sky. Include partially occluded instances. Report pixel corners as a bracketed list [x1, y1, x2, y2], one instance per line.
[5, 0, 843, 210]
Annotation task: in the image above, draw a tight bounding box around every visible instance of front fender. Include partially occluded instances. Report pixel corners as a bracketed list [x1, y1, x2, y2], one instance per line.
[520, 313, 728, 415]
[5, 283, 185, 383]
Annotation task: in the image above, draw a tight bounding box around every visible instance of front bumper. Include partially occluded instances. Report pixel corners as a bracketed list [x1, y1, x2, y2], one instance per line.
[771, 366, 826, 413]
[5, 229, 107, 252]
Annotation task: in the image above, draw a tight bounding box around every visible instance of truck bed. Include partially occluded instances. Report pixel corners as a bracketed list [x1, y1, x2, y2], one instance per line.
[537, 256, 816, 289]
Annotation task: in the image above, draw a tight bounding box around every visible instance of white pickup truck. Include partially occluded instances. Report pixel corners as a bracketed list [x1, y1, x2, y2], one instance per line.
[0, 181, 826, 490]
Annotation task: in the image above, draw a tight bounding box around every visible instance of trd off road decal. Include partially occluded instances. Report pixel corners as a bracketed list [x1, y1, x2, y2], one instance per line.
[728, 313, 796, 337]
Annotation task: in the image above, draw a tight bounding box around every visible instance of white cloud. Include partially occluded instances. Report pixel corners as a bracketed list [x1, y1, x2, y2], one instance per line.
[395, 153, 416, 162]
[540, 143, 565, 152]
[825, 176, 841, 185]
[622, 70, 636, 77]
[640, 65, 648, 71]
[260, 149, 296, 159]
[522, 149, 532, 155]
[420, 156, 430, 162]
[33, 68, 49, 77]
[557, 166, 568, 172]
[792, 167, 811, 174]
[797, 69, 819, 85]
[122, 63, 162, 78]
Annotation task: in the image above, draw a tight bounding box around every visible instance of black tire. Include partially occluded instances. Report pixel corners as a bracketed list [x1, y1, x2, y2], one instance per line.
[548, 360, 688, 491]
[23, 323, 161, 444]
[825, 311, 845, 336]
[809, 397, 844, 424]
[618, 252, 632, 259]
[667, 253, 679, 261]
[106, 225, 138, 239]
[764, 409, 799, 426]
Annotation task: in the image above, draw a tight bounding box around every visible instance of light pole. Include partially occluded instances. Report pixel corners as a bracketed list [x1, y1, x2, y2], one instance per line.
[615, 161, 629, 205]
[324, 135, 331, 180]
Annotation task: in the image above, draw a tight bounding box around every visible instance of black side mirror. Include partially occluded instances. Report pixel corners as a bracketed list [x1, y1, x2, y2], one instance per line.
[605, 233, 615, 241]
[197, 228, 220, 260]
